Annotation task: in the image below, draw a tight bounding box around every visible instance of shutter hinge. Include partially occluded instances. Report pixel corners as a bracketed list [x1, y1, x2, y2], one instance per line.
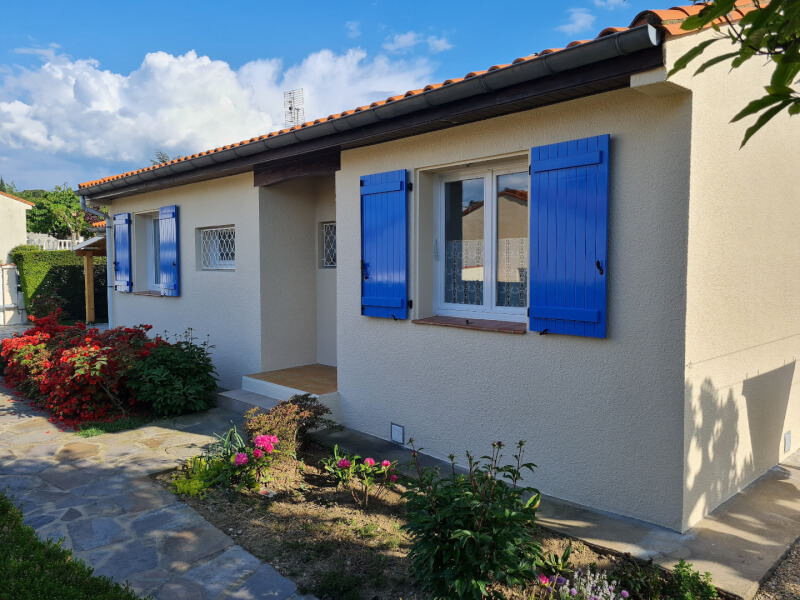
[528, 165, 531, 175]
[407, 299, 413, 309]
[527, 307, 529, 317]
[360, 180, 364, 187]
[407, 182, 413, 191]
[361, 306, 365, 315]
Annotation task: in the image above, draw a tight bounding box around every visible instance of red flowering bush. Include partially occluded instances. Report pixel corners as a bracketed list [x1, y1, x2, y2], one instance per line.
[0, 311, 214, 429]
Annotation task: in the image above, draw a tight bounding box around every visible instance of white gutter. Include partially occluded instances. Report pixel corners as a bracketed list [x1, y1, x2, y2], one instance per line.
[77, 25, 661, 198]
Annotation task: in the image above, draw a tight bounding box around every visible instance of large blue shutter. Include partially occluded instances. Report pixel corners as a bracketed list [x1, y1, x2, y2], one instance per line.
[529, 134, 609, 338]
[360, 169, 408, 319]
[113, 213, 132, 292]
[159, 205, 179, 297]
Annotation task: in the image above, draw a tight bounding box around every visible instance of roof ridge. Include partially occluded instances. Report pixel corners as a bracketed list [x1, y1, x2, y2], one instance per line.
[79, 2, 752, 191]
[0, 189, 35, 206]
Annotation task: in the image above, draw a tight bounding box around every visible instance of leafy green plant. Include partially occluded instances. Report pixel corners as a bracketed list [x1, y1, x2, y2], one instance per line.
[127, 329, 217, 416]
[244, 393, 336, 458]
[540, 543, 573, 577]
[669, 0, 800, 146]
[321, 446, 398, 508]
[666, 559, 718, 600]
[0, 491, 147, 599]
[402, 440, 542, 599]
[76, 416, 151, 437]
[610, 558, 664, 600]
[170, 456, 227, 499]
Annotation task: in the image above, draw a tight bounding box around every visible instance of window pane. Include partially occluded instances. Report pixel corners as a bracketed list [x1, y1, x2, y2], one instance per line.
[444, 178, 484, 305]
[495, 172, 528, 308]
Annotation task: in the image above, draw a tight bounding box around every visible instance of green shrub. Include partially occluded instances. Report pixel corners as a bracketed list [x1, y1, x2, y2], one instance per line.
[244, 393, 336, 457]
[0, 491, 146, 599]
[610, 558, 664, 600]
[402, 440, 542, 600]
[666, 559, 718, 600]
[9, 246, 107, 321]
[171, 456, 228, 499]
[127, 330, 217, 417]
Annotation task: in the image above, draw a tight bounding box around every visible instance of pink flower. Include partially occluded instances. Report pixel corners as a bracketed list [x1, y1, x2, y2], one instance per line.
[253, 448, 263, 459]
[254, 435, 269, 449]
[381, 460, 391, 468]
[363, 458, 375, 467]
[337, 458, 351, 469]
[538, 574, 549, 586]
[234, 453, 248, 466]
[389, 474, 398, 482]
[263, 442, 274, 454]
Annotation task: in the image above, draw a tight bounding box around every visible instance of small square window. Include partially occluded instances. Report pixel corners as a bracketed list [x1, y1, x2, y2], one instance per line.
[199, 227, 235, 270]
[321, 222, 336, 268]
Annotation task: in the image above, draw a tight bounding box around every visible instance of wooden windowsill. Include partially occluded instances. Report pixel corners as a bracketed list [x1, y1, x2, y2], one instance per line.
[412, 315, 527, 334]
[132, 290, 162, 297]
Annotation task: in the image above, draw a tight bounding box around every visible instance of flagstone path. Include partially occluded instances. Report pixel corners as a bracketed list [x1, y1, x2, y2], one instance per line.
[0, 381, 313, 600]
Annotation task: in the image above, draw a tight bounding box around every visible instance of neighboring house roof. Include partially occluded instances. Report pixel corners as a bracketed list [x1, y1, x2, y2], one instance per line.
[77, 2, 759, 200]
[0, 190, 34, 207]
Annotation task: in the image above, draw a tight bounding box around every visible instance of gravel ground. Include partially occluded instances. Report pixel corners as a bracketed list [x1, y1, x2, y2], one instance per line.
[753, 536, 800, 600]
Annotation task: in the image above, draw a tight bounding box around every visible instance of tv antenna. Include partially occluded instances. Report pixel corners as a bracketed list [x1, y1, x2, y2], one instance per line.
[284, 88, 305, 128]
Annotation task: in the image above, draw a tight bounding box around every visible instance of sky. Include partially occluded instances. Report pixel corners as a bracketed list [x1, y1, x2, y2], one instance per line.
[0, 0, 677, 191]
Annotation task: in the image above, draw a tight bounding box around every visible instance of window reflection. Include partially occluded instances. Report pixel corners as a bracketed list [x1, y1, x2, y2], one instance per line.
[444, 178, 484, 305]
[495, 172, 528, 308]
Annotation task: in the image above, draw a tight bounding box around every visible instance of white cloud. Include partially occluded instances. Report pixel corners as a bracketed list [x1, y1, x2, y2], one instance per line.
[345, 21, 361, 38]
[594, 0, 627, 8]
[555, 8, 597, 35]
[427, 35, 453, 53]
[0, 47, 435, 186]
[382, 31, 423, 53]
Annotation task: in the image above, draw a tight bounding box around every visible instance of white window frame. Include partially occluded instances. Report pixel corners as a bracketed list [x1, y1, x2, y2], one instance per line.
[144, 213, 161, 292]
[199, 226, 235, 271]
[434, 162, 529, 322]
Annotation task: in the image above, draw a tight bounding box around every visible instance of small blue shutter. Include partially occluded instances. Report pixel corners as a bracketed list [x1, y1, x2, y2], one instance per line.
[113, 213, 132, 292]
[360, 169, 408, 319]
[529, 134, 609, 338]
[159, 205, 179, 297]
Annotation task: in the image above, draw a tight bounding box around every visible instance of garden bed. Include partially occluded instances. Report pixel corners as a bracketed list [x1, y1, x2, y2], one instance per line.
[155, 442, 652, 600]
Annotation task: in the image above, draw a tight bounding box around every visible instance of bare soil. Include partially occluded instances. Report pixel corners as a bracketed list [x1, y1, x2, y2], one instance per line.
[154, 442, 639, 600]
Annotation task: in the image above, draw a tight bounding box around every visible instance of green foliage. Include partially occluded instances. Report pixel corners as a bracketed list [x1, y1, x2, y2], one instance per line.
[0, 491, 147, 599]
[127, 330, 217, 417]
[402, 440, 542, 600]
[244, 393, 335, 457]
[321, 446, 398, 508]
[150, 150, 173, 165]
[75, 416, 152, 438]
[666, 559, 718, 600]
[540, 543, 573, 577]
[25, 185, 89, 239]
[670, 0, 800, 146]
[170, 455, 228, 499]
[610, 558, 664, 600]
[9, 246, 107, 321]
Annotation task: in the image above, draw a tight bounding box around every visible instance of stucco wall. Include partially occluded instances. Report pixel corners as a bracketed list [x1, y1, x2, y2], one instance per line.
[259, 179, 318, 372]
[666, 31, 800, 529]
[315, 178, 337, 366]
[0, 196, 30, 263]
[336, 87, 693, 529]
[109, 173, 262, 389]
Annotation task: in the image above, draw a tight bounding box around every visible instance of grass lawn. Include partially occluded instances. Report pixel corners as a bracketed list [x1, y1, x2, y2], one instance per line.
[75, 415, 153, 437]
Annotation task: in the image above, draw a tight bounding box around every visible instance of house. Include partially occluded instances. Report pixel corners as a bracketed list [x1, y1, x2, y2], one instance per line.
[76, 4, 800, 533]
[0, 190, 34, 325]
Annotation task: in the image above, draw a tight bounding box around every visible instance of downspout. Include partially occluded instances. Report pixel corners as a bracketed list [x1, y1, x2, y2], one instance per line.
[80, 198, 113, 327]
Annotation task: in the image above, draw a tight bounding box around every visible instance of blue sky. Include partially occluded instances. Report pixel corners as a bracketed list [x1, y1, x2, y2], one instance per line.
[0, 0, 676, 190]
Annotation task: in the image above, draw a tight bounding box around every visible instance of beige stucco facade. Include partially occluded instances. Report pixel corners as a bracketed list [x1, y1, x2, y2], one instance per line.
[0, 193, 31, 263]
[101, 27, 797, 532]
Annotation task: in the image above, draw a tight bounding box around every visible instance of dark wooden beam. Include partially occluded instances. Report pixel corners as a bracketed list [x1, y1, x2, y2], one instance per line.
[253, 152, 341, 187]
[81, 47, 664, 203]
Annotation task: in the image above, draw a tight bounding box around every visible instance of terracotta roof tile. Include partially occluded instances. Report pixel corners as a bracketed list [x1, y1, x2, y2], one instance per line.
[79, 2, 752, 191]
[0, 190, 35, 206]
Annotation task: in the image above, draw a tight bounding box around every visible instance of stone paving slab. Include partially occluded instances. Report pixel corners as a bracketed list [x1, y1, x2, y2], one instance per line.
[0, 380, 315, 599]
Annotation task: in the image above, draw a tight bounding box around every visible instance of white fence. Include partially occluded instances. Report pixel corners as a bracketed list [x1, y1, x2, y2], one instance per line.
[26, 234, 83, 251]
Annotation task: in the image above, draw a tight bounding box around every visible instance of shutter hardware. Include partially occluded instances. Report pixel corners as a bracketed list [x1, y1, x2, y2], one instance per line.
[407, 182, 413, 191]
[407, 299, 413, 309]
[596, 260, 604, 275]
[539, 328, 549, 335]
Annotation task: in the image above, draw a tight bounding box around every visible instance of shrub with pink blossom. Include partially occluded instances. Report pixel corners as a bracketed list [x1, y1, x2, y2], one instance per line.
[321, 445, 398, 508]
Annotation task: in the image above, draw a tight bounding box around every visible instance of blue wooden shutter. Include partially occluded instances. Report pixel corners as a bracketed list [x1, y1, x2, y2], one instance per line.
[159, 205, 179, 297]
[529, 134, 609, 338]
[360, 169, 408, 319]
[113, 213, 132, 292]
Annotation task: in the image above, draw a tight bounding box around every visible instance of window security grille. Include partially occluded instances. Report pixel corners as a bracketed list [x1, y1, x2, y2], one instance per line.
[322, 222, 337, 268]
[200, 227, 235, 270]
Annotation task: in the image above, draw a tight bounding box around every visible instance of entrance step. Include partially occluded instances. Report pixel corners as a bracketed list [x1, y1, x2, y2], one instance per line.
[216, 389, 282, 415]
[242, 375, 304, 402]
